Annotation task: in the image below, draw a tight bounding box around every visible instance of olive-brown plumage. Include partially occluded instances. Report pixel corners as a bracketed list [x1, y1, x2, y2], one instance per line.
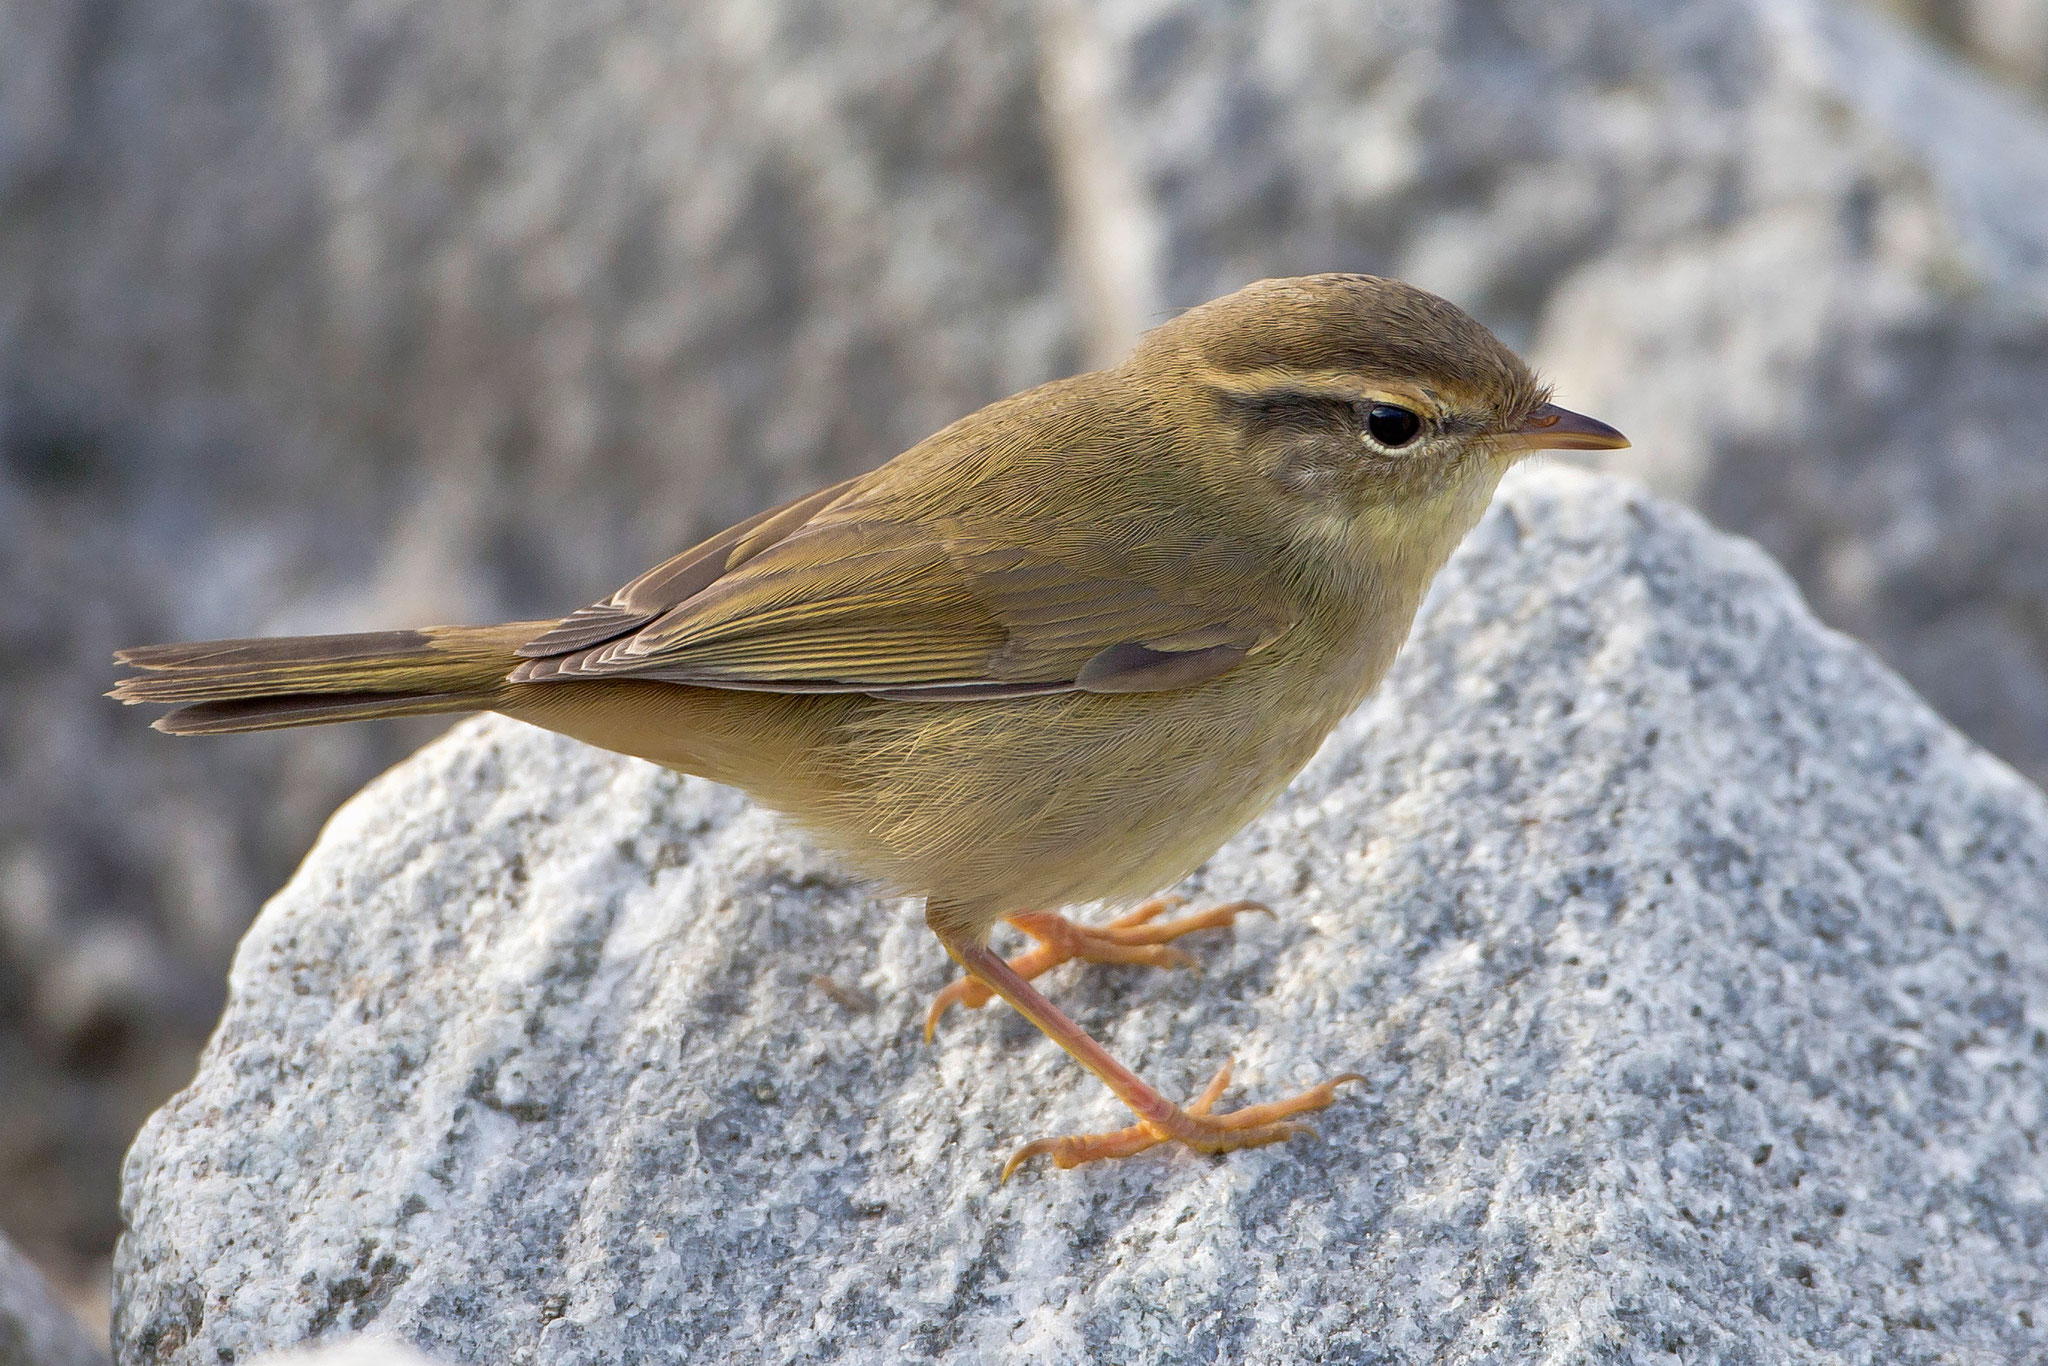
[113, 274, 1626, 1173]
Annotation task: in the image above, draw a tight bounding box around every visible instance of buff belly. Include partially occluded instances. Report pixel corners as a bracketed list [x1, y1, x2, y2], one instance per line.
[504, 643, 1380, 935]
[802, 661, 1369, 926]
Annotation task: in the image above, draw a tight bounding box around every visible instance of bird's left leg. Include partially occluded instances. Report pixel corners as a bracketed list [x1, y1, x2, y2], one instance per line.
[924, 913, 1358, 1177]
[923, 896, 1269, 1040]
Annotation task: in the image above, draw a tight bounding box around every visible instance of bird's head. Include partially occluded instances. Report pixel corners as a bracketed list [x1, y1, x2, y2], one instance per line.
[1134, 274, 1626, 562]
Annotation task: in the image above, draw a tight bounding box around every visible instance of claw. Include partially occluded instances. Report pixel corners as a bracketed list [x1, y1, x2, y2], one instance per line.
[1000, 1066, 1363, 1180]
[924, 975, 992, 1042]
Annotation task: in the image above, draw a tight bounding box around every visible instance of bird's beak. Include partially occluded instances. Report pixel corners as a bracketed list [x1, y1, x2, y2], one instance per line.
[1499, 402, 1630, 453]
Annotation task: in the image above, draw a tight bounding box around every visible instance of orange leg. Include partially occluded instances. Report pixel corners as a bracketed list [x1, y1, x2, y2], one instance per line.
[929, 921, 1362, 1179]
[924, 896, 1270, 1041]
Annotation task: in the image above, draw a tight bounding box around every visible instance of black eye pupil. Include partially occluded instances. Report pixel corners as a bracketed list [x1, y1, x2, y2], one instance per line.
[1366, 404, 1421, 447]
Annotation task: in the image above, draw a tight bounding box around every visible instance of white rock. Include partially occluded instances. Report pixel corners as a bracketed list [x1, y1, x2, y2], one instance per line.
[241, 1338, 442, 1366]
[113, 469, 2048, 1364]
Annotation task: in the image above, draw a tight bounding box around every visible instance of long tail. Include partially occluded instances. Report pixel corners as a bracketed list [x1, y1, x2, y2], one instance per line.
[110, 621, 554, 735]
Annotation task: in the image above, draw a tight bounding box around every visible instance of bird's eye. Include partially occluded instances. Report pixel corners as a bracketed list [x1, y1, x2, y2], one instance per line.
[1364, 404, 1422, 448]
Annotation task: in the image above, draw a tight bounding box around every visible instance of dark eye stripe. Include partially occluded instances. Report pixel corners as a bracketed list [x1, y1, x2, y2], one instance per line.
[1228, 389, 1352, 414]
[1222, 390, 1357, 435]
[1219, 388, 1431, 449]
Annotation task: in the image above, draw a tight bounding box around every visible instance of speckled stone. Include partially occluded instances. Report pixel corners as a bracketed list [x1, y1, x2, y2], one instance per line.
[113, 468, 2048, 1364]
[242, 1340, 442, 1366]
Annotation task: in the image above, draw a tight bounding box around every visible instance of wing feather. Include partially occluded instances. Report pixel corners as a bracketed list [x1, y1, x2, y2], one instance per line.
[515, 477, 864, 660]
[510, 477, 1295, 697]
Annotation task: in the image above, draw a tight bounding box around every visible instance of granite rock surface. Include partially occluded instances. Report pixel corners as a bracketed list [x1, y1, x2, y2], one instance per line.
[114, 469, 2048, 1364]
[242, 1341, 441, 1366]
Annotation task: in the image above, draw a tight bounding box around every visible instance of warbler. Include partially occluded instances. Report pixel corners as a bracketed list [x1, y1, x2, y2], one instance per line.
[114, 274, 1626, 1175]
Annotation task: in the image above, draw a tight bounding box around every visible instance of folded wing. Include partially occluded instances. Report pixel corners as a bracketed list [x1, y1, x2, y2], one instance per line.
[511, 480, 1293, 699]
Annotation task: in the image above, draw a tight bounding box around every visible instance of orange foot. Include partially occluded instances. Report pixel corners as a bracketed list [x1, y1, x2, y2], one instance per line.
[923, 896, 1270, 1041]
[1001, 1060, 1363, 1181]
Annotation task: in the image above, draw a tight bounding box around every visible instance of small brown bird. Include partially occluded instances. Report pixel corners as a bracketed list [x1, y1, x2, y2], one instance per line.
[113, 274, 1625, 1176]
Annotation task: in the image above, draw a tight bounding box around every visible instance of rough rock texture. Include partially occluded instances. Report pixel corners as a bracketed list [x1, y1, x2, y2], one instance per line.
[114, 469, 2048, 1364]
[244, 1342, 440, 1366]
[14, 0, 2048, 1296]
[1, 1231, 107, 1366]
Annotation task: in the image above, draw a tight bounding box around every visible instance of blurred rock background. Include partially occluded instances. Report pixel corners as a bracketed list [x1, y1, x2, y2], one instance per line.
[1879, 0, 2048, 97]
[2, 0, 2045, 1334]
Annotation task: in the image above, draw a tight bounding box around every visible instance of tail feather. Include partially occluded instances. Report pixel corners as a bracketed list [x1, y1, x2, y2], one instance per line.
[143, 690, 489, 736]
[112, 621, 553, 734]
